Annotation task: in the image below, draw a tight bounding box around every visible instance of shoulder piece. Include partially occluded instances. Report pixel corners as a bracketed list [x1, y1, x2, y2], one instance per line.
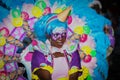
[66, 41, 78, 54]
[33, 39, 49, 55]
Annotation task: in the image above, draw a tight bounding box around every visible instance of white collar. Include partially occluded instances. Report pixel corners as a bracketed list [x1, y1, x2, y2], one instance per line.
[46, 39, 67, 53]
[34, 39, 78, 55]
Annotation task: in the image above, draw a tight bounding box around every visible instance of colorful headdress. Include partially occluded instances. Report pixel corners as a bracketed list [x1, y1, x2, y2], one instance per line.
[34, 6, 71, 42]
[0, 0, 114, 80]
[57, 6, 71, 22]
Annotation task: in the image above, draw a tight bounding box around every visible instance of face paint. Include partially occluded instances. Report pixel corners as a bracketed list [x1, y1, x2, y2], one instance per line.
[50, 27, 67, 48]
[52, 32, 66, 41]
[51, 27, 66, 41]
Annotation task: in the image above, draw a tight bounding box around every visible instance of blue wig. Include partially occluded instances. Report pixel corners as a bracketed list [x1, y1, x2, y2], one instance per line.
[34, 13, 67, 43]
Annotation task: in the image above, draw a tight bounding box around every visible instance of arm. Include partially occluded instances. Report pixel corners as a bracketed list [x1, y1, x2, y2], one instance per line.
[31, 50, 53, 80]
[69, 71, 79, 80]
[34, 68, 52, 80]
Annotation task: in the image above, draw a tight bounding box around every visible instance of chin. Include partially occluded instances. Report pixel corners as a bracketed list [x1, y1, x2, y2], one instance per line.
[57, 43, 64, 48]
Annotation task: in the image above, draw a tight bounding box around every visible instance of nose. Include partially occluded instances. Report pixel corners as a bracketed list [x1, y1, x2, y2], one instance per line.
[58, 35, 62, 40]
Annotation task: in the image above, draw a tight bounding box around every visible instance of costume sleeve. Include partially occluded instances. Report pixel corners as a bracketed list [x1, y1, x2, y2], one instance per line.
[31, 50, 53, 79]
[69, 50, 81, 69]
[31, 50, 47, 71]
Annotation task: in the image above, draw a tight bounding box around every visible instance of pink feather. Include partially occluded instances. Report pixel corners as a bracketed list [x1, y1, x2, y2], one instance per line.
[80, 35, 96, 49]
[22, 3, 34, 18]
[24, 52, 33, 62]
[69, 15, 86, 31]
[3, 18, 14, 34]
[81, 57, 97, 75]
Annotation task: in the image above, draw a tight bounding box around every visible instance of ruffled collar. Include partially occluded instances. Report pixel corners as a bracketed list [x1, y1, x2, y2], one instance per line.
[45, 40, 68, 54]
[33, 39, 78, 55]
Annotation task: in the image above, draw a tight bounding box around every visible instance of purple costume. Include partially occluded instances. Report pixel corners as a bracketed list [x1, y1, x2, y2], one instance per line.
[32, 50, 81, 70]
[31, 40, 82, 79]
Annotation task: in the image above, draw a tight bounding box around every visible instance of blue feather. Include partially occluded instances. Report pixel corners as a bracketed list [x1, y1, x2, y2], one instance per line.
[0, 6, 9, 22]
[1, 0, 34, 9]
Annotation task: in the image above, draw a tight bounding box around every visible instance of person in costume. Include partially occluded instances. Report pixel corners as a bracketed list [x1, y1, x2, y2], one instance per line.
[31, 7, 84, 80]
[0, 0, 114, 80]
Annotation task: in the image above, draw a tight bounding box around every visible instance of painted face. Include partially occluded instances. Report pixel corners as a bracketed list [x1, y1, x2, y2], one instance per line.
[50, 27, 67, 48]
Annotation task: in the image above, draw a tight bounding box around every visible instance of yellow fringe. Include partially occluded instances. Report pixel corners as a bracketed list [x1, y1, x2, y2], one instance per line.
[68, 67, 79, 75]
[32, 66, 89, 80]
[78, 66, 89, 80]
[41, 65, 53, 74]
[58, 77, 69, 80]
[32, 65, 53, 80]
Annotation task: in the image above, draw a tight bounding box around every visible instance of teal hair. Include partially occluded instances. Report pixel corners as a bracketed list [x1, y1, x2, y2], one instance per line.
[33, 13, 67, 43]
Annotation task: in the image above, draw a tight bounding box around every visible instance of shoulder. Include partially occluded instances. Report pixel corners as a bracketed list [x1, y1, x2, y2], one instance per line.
[32, 39, 50, 55]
